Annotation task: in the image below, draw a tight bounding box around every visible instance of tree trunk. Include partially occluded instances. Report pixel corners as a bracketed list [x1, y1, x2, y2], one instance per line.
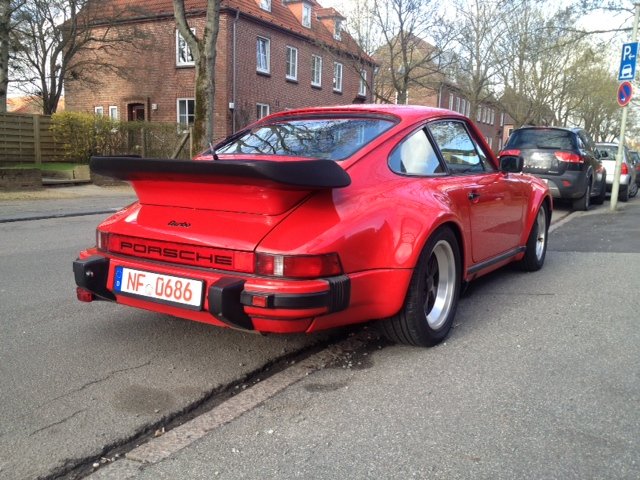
[0, 0, 10, 113]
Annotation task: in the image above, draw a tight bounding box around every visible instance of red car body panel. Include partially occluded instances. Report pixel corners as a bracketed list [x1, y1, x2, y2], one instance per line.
[74, 105, 551, 335]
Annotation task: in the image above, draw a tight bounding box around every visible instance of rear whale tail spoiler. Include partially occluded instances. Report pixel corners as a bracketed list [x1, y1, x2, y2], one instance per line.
[90, 156, 351, 189]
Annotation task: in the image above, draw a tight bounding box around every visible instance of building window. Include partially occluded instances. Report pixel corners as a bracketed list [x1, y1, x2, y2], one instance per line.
[466, 102, 471, 117]
[333, 62, 343, 92]
[490, 109, 495, 125]
[257, 36, 270, 74]
[260, 0, 271, 12]
[358, 69, 367, 96]
[455, 97, 460, 113]
[94, 106, 104, 116]
[500, 112, 505, 126]
[302, 3, 311, 28]
[257, 103, 270, 119]
[286, 46, 298, 81]
[311, 55, 322, 87]
[460, 98, 466, 114]
[176, 29, 195, 67]
[334, 19, 342, 40]
[448, 94, 453, 110]
[476, 106, 482, 122]
[177, 98, 195, 129]
[109, 106, 118, 120]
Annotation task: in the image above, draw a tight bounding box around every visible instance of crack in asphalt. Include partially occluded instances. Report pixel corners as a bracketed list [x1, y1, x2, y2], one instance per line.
[29, 408, 89, 437]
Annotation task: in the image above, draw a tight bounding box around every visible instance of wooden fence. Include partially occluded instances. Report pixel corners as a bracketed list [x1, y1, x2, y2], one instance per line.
[0, 113, 65, 164]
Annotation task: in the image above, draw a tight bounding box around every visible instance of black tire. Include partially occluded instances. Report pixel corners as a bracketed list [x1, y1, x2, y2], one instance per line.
[593, 174, 607, 205]
[630, 181, 638, 198]
[379, 227, 461, 347]
[619, 185, 629, 202]
[572, 181, 591, 211]
[519, 202, 549, 272]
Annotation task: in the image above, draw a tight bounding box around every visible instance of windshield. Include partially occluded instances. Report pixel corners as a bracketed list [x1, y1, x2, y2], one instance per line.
[216, 117, 396, 161]
[506, 129, 575, 150]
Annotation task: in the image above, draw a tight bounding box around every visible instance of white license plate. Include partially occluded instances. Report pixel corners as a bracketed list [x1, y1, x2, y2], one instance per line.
[113, 266, 203, 309]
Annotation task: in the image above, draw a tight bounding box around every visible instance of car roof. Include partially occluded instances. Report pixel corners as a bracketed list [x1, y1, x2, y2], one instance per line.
[512, 126, 581, 134]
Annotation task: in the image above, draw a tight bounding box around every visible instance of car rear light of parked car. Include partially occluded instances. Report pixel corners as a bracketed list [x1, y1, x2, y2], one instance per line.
[554, 151, 583, 163]
[255, 252, 343, 279]
[499, 149, 521, 157]
[621, 163, 629, 175]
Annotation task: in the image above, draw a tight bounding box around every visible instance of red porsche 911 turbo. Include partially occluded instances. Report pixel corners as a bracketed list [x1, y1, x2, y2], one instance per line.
[74, 105, 551, 347]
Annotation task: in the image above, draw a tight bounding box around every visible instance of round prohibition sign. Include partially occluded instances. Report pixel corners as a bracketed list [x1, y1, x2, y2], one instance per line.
[618, 81, 633, 107]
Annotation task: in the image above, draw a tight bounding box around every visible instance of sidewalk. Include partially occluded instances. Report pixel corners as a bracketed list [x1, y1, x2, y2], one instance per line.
[0, 184, 136, 222]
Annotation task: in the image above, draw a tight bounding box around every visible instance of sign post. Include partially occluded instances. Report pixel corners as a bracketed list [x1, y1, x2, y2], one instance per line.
[611, 5, 640, 211]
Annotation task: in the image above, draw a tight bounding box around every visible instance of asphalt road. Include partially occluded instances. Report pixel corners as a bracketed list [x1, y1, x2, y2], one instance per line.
[1, 195, 638, 479]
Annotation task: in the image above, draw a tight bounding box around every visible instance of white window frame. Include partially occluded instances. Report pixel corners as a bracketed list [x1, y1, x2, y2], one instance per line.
[94, 106, 104, 116]
[358, 69, 367, 96]
[311, 54, 322, 87]
[500, 112, 505, 126]
[257, 103, 270, 120]
[177, 98, 195, 130]
[286, 46, 298, 81]
[109, 106, 118, 120]
[460, 98, 466, 115]
[257, 36, 270, 74]
[176, 29, 195, 67]
[448, 93, 453, 110]
[302, 3, 311, 28]
[259, 0, 271, 12]
[333, 62, 343, 92]
[476, 106, 482, 122]
[490, 109, 495, 125]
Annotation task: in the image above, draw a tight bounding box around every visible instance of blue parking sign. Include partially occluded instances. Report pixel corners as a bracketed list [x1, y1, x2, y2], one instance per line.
[618, 42, 638, 81]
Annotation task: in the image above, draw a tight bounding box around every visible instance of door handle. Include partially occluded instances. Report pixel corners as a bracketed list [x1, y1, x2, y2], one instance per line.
[468, 192, 480, 201]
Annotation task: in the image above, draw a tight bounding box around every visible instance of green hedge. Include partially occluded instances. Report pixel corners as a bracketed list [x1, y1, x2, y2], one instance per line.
[50, 112, 191, 162]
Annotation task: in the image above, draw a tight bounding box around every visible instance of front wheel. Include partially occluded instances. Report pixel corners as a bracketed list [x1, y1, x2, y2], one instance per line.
[379, 227, 461, 347]
[593, 173, 607, 205]
[619, 185, 630, 202]
[519, 202, 549, 272]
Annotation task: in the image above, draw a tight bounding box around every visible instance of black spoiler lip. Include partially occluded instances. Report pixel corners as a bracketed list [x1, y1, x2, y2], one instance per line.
[90, 156, 351, 189]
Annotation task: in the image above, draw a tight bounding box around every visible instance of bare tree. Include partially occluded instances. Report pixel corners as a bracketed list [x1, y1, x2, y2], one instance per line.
[173, 0, 220, 149]
[448, 0, 512, 119]
[11, 0, 143, 115]
[0, 0, 23, 112]
[371, 0, 453, 104]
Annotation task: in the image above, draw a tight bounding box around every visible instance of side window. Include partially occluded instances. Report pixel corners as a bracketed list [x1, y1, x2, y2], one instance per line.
[428, 120, 487, 174]
[389, 128, 443, 176]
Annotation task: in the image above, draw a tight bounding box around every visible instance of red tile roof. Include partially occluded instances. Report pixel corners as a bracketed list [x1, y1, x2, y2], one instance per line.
[85, 0, 373, 63]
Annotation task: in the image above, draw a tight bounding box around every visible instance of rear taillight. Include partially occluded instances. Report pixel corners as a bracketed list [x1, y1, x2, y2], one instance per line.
[621, 163, 629, 175]
[499, 149, 521, 157]
[554, 151, 583, 163]
[255, 252, 343, 278]
[96, 230, 110, 251]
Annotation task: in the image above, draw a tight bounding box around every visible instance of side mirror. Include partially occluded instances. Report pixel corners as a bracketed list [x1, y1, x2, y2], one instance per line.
[499, 155, 523, 173]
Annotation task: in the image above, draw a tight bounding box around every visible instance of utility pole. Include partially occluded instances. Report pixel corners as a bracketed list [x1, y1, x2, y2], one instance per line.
[611, 3, 640, 211]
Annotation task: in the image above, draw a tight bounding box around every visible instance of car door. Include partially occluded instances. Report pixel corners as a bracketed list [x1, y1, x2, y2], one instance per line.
[427, 120, 529, 263]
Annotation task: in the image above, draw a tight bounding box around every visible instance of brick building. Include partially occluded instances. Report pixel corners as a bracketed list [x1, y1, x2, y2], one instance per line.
[65, 0, 375, 141]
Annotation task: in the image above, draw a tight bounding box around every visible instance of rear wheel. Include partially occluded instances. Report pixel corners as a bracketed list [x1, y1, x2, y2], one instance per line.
[630, 182, 638, 198]
[572, 181, 591, 211]
[380, 227, 461, 347]
[593, 173, 607, 205]
[619, 185, 630, 202]
[519, 202, 548, 272]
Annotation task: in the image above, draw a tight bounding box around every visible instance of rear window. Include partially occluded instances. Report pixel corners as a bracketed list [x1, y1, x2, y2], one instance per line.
[505, 129, 575, 150]
[597, 145, 618, 160]
[215, 117, 396, 161]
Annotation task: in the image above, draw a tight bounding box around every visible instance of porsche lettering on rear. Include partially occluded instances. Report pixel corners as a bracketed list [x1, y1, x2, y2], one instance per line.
[74, 104, 552, 347]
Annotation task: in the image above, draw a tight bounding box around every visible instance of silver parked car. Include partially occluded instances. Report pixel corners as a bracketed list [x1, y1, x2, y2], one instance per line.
[595, 143, 638, 202]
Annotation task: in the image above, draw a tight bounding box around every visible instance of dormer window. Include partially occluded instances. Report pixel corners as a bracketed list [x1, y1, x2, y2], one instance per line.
[334, 19, 342, 40]
[260, 0, 271, 12]
[302, 3, 311, 28]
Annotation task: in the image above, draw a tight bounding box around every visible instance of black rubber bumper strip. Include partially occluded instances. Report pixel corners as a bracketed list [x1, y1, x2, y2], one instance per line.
[73, 255, 116, 301]
[208, 278, 254, 330]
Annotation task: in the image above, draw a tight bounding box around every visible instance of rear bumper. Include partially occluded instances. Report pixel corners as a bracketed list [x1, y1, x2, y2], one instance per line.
[73, 252, 362, 333]
[530, 171, 587, 199]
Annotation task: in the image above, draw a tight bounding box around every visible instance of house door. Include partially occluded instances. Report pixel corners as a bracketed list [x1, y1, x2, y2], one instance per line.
[128, 103, 145, 121]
